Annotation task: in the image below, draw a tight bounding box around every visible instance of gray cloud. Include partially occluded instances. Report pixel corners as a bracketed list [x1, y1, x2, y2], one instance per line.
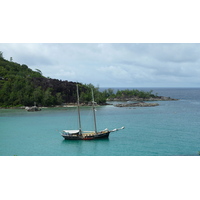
[1, 43, 200, 87]
[151, 43, 200, 63]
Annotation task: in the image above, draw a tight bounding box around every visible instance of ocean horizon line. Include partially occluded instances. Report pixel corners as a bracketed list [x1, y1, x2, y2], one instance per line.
[99, 86, 200, 89]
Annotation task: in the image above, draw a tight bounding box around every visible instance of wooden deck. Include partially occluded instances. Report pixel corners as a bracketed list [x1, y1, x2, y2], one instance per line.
[82, 131, 109, 137]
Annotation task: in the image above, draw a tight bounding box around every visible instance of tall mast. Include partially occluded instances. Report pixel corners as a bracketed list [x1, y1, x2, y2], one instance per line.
[76, 84, 82, 135]
[91, 88, 97, 134]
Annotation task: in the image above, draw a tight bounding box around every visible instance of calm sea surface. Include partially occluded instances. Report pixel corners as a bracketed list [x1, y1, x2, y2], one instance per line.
[1, 88, 200, 156]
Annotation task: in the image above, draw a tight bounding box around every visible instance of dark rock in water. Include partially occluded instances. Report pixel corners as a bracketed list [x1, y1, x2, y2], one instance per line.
[115, 102, 159, 107]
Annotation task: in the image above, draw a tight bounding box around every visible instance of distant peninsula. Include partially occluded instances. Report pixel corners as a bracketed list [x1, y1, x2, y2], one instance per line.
[107, 95, 178, 102]
[0, 52, 178, 108]
[105, 88, 178, 107]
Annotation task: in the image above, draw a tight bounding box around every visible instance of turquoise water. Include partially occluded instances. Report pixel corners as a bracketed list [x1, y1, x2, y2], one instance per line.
[1, 88, 200, 156]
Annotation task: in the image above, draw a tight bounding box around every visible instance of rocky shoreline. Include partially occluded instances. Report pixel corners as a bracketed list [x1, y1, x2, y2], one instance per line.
[0, 102, 108, 109]
[107, 96, 178, 102]
[107, 96, 178, 108]
[0, 96, 178, 109]
[115, 102, 159, 107]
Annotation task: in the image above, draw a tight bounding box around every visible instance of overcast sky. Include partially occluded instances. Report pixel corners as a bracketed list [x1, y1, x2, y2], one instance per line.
[1, 43, 200, 88]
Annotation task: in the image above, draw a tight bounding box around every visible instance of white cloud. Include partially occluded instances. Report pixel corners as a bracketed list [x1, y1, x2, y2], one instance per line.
[98, 66, 130, 79]
[150, 43, 200, 63]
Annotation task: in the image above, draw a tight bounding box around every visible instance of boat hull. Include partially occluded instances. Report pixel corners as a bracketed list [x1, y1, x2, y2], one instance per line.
[62, 131, 110, 140]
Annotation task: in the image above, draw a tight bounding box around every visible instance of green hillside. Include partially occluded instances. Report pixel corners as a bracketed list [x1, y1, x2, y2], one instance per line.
[0, 54, 105, 107]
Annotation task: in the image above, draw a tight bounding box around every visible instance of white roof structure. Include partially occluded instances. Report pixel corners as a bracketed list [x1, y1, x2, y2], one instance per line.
[63, 130, 79, 134]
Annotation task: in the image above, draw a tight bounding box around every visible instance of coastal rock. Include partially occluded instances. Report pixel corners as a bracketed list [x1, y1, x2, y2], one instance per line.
[107, 96, 178, 101]
[115, 102, 159, 107]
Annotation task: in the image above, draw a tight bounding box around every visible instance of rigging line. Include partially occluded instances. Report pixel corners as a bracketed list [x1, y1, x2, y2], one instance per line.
[91, 88, 98, 134]
[77, 84, 82, 134]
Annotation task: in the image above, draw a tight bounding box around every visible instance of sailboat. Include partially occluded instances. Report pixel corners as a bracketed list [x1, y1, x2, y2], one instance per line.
[61, 84, 125, 140]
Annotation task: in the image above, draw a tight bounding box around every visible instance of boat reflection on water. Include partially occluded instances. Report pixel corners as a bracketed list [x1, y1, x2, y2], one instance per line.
[61, 138, 111, 155]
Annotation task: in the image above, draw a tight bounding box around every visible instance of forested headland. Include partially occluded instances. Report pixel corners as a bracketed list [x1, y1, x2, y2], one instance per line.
[0, 52, 166, 108]
[0, 53, 106, 107]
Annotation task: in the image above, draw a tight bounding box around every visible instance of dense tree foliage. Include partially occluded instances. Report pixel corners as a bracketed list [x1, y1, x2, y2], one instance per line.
[115, 89, 156, 99]
[102, 88, 157, 100]
[0, 56, 105, 107]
